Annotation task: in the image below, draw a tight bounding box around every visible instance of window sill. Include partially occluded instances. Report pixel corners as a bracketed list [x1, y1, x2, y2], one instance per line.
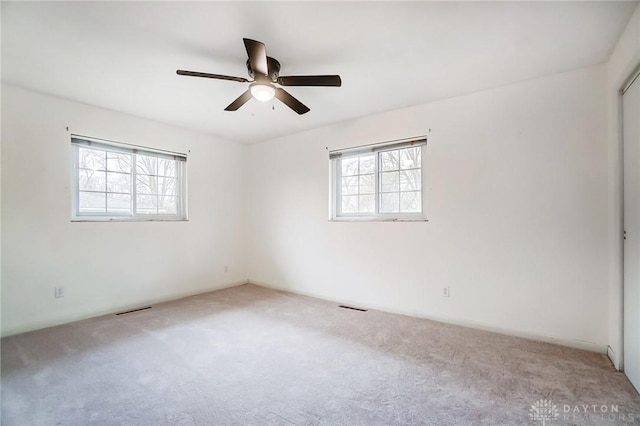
[329, 217, 428, 222]
[71, 217, 188, 222]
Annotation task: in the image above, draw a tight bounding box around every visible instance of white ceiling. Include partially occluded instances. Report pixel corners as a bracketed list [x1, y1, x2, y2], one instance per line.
[2, 1, 637, 144]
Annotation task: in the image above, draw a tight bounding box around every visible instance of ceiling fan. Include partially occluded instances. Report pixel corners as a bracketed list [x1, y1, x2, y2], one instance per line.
[177, 38, 342, 115]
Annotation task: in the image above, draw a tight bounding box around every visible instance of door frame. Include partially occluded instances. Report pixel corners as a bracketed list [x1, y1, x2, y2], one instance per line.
[620, 64, 640, 372]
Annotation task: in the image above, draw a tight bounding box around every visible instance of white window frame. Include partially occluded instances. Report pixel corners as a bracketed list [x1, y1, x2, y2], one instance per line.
[71, 135, 188, 222]
[329, 137, 428, 222]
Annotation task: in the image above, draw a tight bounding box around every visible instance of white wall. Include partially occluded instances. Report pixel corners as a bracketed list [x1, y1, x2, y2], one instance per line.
[247, 65, 609, 352]
[1, 84, 247, 336]
[606, 3, 640, 369]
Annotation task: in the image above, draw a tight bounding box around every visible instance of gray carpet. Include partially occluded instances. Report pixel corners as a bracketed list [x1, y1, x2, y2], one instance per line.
[1, 284, 639, 425]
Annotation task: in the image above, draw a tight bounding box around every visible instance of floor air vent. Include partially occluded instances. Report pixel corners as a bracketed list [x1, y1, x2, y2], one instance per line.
[115, 306, 152, 316]
[338, 305, 367, 312]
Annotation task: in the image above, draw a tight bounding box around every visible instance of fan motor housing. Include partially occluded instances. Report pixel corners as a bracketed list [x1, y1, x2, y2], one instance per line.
[247, 57, 281, 82]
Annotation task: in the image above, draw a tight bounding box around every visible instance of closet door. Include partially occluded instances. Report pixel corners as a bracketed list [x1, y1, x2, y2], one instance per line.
[624, 70, 640, 393]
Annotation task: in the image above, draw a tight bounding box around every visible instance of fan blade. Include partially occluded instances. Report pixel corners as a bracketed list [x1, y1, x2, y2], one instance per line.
[243, 38, 268, 76]
[177, 70, 249, 83]
[277, 75, 342, 87]
[275, 88, 310, 115]
[224, 90, 253, 111]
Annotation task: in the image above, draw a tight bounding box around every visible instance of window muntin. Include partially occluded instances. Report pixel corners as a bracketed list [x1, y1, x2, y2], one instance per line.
[331, 139, 426, 221]
[72, 137, 186, 221]
[77, 147, 133, 214]
[378, 146, 422, 214]
[340, 154, 376, 214]
[135, 154, 178, 215]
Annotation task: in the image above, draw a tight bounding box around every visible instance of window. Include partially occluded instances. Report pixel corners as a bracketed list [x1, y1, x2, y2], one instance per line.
[71, 136, 187, 221]
[330, 138, 427, 221]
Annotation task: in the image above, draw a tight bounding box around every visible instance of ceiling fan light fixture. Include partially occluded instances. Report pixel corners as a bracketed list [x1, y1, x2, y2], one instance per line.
[250, 83, 275, 102]
[177, 38, 340, 114]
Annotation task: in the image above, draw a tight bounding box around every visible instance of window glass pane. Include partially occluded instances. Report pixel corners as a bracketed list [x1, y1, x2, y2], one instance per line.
[380, 171, 399, 192]
[380, 150, 399, 172]
[136, 175, 157, 195]
[341, 176, 358, 195]
[380, 193, 399, 213]
[359, 154, 375, 174]
[107, 153, 131, 173]
[137, 195, 158, 214]
[158, 159, 176, 177]
[359, 174, 375, 195]
[79, 147, 106, 171]
[400, 191, 421, 213]
[359, 194, 375, 213]
[158, 196, 177, 214]
[79, 170, 106, 192]
[107, 172, 131, 194]
[79, 191, 106, 212]
[106, 193, 131, 213]
[341, 195, 358, 213]
[341, 157, 359, 176]
[136, 155, 157, 175]
[400, 147, 421, 169]
[400, 169, 421, 191]
[158, 177, 176, 197]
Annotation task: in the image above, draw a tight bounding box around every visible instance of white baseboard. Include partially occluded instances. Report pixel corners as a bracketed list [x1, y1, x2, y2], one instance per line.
[8, 278, 608, 356]
[248, 279, 608, 354]
[1, 280, 248, 338]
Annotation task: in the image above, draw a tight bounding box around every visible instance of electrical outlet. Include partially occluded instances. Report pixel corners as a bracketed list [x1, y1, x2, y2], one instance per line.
[54, 286, 65, 298]
[443, 287, 450, 297]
